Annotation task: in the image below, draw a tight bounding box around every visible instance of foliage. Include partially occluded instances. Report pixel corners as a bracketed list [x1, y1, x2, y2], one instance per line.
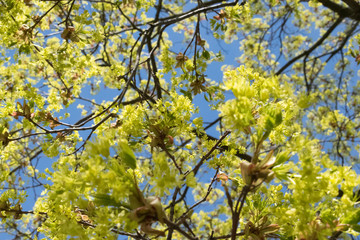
[0, 0, 360, 239]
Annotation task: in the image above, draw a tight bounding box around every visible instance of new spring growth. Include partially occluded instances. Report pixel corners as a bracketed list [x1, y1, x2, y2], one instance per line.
[175, 52, 189, 71]
[240, 150, 275, 188]
[244, 215, 280, 240]
[128, 179, 167, 236]
[217, 171, 236, 186]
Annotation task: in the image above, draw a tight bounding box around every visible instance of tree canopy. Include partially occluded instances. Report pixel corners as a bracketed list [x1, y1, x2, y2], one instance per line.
[1, 0, 360, 239]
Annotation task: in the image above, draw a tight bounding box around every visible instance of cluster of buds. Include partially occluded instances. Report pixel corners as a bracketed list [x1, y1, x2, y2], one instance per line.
[60, 87, 73, 105]
[213, 9, 228, 24]
[147, 122, 174, 151]
[37, 111, 60, 129]
[61, 26, 80, 42]
[128, 184, 167, 236]
[111, 119, 123, 128]
[175, 52, 189, 69]
[190, 75, 207, 95]
[244, 216, 280, 240]
[16, 24, 32, 43]
[297, 217, 350, 240]
[0, 130, 9, 147]
[240, 150, 275, 189]
[75, 207, 93, 226]
[0, 200, 22, 219]
[11, 101, 33, 119]
[196, 35, 206, 48]
[74, 201, 96, 228]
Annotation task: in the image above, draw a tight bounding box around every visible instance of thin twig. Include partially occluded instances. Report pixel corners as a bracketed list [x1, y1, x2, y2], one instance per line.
[191, 130, 231, 175]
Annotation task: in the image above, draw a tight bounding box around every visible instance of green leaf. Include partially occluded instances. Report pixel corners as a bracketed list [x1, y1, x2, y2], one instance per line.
[180, 89, 192, 100]
[118, 141, 137, 169]
[19, 44, 31, 55]
[274, 111, 282, 126]
[274, 151, 290, 166]
[272, 164, 291, 181]
[265, 118, 274, 131]
[352, 224, 360, 232]
[350, 49, 357, 58]
[93, 193, 130, 210]
[343, 209, 360, 225]
[93, 193, 116, 205]
[6, 1, 14, 10]
[185, 172, 197, 188]
[202, 50, 210, 60]
[204, 93, 210, 102]
[110, 158, 127, 177]
[8, 42, 17, 48]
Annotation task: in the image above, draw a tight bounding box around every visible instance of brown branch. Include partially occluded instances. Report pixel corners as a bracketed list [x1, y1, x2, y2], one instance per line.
[210, 231, 245, 240]
[198, 132, 252, 162]
[149, 0, 244, 27]
[342, 0, 360, 10]
[30, 0, 61, 30]
[162, 145, 183, 174]
[78, 221, 141, 239]
[224, 184, 234, 215]
[64, 0, 76, 27]
[166, 187, 180, 240]
[145, 27, 162, 99]
[9, 112, 116, 141]
[318, 0, 360, 20]
[154, 0, 163, 21]
[300, 21, 358, 92]
[116, 4, 143, 33]
[231, 185, 250, 240]
[163, 218, 198, 240]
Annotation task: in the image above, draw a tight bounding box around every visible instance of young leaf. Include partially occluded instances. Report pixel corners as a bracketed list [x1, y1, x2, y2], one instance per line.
[118, 141, 137, 169]
[343, 209, 360, 225]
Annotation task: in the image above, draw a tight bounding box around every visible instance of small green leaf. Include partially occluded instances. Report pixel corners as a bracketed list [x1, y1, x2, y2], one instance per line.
[202, 50, 210, 60]
[272, 164, 291, 181]
[352, 224, 360, 232]
[350, 49, 357, 58]
[110, 159, 127, 177]
[204, 93, 210, 102]
[180, 89, 192, 100]
[93, 193, 130, 210]
[119, 142, 137, 169]
[274, 111, 282, 126]
[343, 209, 360, 225]
[265, 118, 274, 131]
[185, 172, 197, 188]
[8, 42, 17, 48]
[274, 151, 290, 166]
[19, 44, 31, 55]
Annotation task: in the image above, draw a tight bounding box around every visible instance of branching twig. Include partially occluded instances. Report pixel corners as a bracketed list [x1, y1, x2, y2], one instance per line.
[191, 130, 231, 175]
[175, 169, 219, 224]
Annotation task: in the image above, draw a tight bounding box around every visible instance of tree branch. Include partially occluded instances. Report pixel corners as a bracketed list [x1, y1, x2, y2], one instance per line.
[318, 0, 360, 20]
[276, 16, 343, 75]
[191, 130, 231, 175]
